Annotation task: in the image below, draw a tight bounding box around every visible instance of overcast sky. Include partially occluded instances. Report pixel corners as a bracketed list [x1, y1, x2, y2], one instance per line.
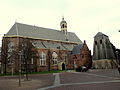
[0, 0, 120, 54]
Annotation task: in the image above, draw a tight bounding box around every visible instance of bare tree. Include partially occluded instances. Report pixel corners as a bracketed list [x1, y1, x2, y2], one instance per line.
[21, 38, 35, 80]
[48, 49, 52, 72]
[1, 38, 9, 74]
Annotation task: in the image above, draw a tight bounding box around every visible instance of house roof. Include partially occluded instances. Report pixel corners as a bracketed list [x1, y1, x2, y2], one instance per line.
[5, 22, 82, 44]
[72, 44, 83, 54]
[94, 32, 108, 38]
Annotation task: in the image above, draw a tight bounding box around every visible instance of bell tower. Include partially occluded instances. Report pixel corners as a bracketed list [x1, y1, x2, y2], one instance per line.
[60, 17, 67, 35]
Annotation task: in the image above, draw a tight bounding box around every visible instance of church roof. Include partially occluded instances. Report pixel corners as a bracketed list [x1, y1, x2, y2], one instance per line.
[94, 32, 108, 38]
[5, 22, 82, 44]
[32, 41, 74, 51]
[72, 44, 83, 54]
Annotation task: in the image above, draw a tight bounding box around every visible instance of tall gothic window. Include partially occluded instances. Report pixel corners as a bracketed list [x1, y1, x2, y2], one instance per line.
[7, 42, 14, 64]
[95, 41, 97, 45]
[100, 40, 102, 44]
[39, 52, 46, 66]
[62, 24, 64, 28]
[52, 52, 58, 65]
[63, 53, 68, 64]
[31, 58, 34, 64]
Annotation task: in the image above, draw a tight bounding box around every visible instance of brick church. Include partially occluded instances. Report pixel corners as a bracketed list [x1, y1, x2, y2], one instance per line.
[1, 17, 92, 73]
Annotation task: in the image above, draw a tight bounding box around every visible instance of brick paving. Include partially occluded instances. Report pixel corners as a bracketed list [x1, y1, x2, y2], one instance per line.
[47, 82, 120, 90]
[0, 74, 54, 90]
[88, 69, 120, 78]
[39, 69, 120, 90]
[0, 69, 120, 90]
[60, 72, 115, 84]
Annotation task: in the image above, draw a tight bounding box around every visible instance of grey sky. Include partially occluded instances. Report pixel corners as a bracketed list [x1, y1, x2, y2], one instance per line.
[0, 0, 120, 54]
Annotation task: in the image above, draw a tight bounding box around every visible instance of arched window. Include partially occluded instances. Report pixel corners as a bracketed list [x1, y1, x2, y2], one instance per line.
[81, 54, 84, 58]
[63, 53, 68, 64]
[8, 42, 15, 64]
[31, 58, 34, 64]
[52, 52, 58, 65]
[39, 52, 46, 66]
[62, 24, 64, 28]
[65, 25, 67, 28]
[100, 40, 102, 44]
[95, 41, 97, 45]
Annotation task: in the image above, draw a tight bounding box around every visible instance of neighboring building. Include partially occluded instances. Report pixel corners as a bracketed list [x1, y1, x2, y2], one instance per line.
[1, 17, 91, 73]
[93, 32, 117, 69]
[115, 49, 120, 65]
[70, 40, 92, 69]
[0, 47, 1, 72]
[93, 32, 115, 60]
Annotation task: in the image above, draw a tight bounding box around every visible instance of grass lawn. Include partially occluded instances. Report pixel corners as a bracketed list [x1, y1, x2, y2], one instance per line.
[0, 70, 67, 76]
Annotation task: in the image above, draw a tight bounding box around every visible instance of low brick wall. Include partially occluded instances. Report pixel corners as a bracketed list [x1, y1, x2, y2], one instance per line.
[92, 59, 117, 69]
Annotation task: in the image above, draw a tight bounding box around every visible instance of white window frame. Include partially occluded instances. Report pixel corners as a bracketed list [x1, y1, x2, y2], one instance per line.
[40, 52, 46, 66]
[31, 58, 34, 64]
[64, 54, 68, 64]
[52, 52, 58, 65]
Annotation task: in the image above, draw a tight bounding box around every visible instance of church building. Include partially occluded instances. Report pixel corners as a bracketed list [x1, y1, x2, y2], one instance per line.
[93, 32, 117, 69]
[1, 17, 91, 73]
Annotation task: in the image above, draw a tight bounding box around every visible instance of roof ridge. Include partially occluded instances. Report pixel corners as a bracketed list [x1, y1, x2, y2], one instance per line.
[94, 32, 108, 37]
[16, 22, 75, 33]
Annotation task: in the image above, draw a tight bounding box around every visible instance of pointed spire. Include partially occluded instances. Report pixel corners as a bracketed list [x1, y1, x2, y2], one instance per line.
[62, 16, 64, 21]
[84, 40, 86, 44]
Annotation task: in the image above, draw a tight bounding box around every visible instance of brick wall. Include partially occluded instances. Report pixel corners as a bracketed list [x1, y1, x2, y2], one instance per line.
[1, 36, 91, 73]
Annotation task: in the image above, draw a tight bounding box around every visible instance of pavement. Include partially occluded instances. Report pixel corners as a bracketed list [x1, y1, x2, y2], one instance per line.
[0, 74, 54, 90]
[0, 69, 120, 90]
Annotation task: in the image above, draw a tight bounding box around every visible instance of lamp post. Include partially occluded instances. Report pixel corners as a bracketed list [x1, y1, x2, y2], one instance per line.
[11, 62, 13, 77]
[116, 51, 119, 65]
[116, 50, 120, 74]
[15, 21, 22, 86]
[73, 55, 77, 70]
[48, 48, 51, 72]
[18, 50, 22, 87]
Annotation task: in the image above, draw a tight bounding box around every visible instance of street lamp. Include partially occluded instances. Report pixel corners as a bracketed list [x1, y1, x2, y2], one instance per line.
[48, 48, 51, 72]
[73, 55, 77, 70]
[116, 51, 119, 65]
[18, 50, 22, 87]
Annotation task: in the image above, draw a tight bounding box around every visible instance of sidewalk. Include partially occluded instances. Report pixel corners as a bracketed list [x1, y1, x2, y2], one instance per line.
[0, 73, 54, 90]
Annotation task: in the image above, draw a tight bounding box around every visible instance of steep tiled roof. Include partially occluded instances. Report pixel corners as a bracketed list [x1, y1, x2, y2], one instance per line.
[72, 44, 83, 54]
[32, 41, 74, 50]
[5, 22, 82, 44]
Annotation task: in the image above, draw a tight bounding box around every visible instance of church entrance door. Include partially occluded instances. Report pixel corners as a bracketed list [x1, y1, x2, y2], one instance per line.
[62, 63, 65, 70]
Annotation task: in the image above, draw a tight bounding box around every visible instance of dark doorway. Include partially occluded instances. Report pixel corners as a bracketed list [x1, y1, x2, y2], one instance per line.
[62, 63, 65, 70]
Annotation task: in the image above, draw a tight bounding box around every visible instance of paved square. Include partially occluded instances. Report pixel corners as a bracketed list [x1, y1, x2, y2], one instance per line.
[0, 69, 120, 90]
